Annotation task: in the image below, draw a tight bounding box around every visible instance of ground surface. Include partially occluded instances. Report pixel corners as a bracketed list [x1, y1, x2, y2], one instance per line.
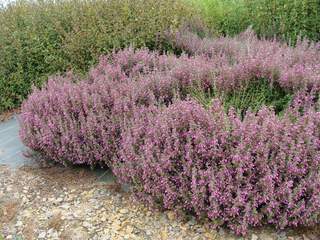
[0, 117, 319, 240]
[0, 115, 32, 168]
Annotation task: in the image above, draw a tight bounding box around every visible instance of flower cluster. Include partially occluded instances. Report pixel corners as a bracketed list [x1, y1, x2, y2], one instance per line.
[169, 28, 320, 91]
[19, 74, 116, 166]
[20, 31, 320, 235]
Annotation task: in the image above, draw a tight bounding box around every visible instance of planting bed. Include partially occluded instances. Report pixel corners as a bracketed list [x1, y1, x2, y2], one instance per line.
[20, 30, 320, 235]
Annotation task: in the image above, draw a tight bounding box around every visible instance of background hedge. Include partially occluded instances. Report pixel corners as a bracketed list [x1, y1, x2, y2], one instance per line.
[191, 0, 320, 43]
[0, 0, 195, 113]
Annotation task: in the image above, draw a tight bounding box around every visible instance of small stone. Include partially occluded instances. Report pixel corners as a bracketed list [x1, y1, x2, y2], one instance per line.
[259, 233, 274, 240]
[166, 211, 176, 221]
[126, 226, 134, 234]
[278, 231, 287, 240]
[196, 227, 204, 234]
[64, 227, 89, 240]
[16, 221, 23, 227]
[83, 221, 91, 228]
[218, 229, 225, 236]
[50, 231, 59, 239]
[160, 228, 168, 239]
[119, 209, 129, 214]
[61, 203, 70, 210]
[111, 220, 121, 231]
[306, 234, 319, 240]
[38, 232, 46, 239]
[204, 232, 217, 240]
[251, 233, 259, 240]
[303, 234, 311, 240]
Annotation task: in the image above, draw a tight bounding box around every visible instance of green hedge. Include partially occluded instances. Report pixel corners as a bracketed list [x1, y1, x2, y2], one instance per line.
[187, 0, 249, 36]
[248, 0, 320, 42]
[191, 0, 320, 43]
[0, 0, 195, 113]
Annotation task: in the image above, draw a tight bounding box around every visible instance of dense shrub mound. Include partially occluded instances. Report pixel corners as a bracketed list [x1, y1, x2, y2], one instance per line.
[19, 75, 116, 166]
[20, 48, 214, 166]
[0, 0, 195, 113]
[116, 100, 320, 235]
[20, 31, 320, 235]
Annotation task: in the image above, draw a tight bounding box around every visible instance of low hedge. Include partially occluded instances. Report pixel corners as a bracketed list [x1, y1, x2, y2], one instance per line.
[116, 99, 320, 235]
[0, 0, 195, 113]
[20, 48, 214, 166]
[20, 31, 320, 235]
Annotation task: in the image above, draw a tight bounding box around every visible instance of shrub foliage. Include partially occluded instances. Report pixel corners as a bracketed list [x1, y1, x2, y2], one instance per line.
[20, 31, 320, 235]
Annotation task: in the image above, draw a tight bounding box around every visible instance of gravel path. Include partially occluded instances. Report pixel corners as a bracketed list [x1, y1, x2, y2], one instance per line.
[0, 164, 221, 240]
[1, 164, 319, 240]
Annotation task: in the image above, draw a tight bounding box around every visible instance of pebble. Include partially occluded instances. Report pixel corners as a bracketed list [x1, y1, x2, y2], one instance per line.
[166, 211, 176, 221]
[15, 221, 23, 227]
[119, 209, 129, 214]
[252, 233, 259, 240]
[38, 231, 46, 238]
[146, 229, 152, 236]
[83, 221, 92, 228]
[61, 203, 70, 210]
[259, 233, 275, 240]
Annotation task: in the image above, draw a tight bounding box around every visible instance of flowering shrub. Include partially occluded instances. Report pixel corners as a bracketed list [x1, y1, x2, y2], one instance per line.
[115, 100, 320, 235]
[19, 75, 117, 166]
[114, 100, 228, 209]
[20, 31, 320, 235]
[20, 48, 215, 166]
